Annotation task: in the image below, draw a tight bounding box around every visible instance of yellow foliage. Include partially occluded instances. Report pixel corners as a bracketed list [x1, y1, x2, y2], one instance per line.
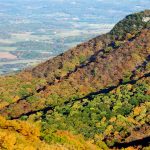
[133, 106, 142, 116]
[127, 117, 139, 126]
[104, 125, 113, 136]
[0, 116, 40, 139]
[55, 130, 101, 150]
[0, 116, 52, 150]
[101, 117, 106, 123]
[109, 117, 116, 123]
[125, 147, 137, 150]
[127, 84, 132, 90]
[0, 131, 16, 150]
[0, 102, 9, 110]
[12, 95, 20, 103]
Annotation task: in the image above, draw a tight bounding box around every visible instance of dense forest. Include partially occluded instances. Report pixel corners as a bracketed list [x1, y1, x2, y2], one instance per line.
[0, 10, 150, 150]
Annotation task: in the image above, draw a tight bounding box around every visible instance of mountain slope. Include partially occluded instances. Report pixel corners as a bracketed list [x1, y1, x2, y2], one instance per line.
[1, 28, 149, 118]
[0, 10, 150, 150]
[0, 10, 149, 111]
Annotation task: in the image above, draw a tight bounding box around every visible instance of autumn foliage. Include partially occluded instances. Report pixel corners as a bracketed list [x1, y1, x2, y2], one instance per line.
[0, 10, 150, 150]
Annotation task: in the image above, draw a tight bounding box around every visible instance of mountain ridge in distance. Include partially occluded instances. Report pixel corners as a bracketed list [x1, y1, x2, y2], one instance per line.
[0, 10, 150, 150]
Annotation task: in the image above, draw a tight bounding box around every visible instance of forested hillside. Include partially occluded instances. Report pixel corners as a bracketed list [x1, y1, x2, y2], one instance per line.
[0, 10, 150, 150]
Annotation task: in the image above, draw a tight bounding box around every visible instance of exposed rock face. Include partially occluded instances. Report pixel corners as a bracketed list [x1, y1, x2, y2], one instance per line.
[143, 17, 150, 22]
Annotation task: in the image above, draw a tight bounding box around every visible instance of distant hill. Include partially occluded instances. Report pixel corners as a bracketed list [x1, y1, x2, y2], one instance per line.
[110, 10, 150, 39]
[0, 10, 150, 150]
